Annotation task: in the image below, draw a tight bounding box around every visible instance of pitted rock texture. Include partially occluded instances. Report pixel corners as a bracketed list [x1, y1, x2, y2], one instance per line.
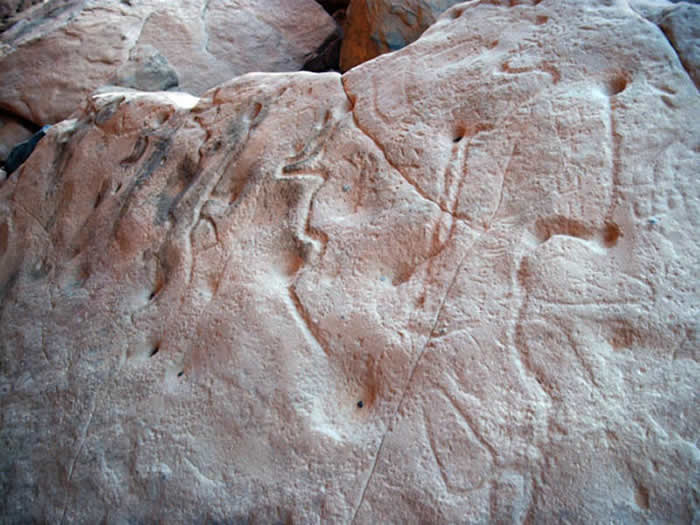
[1, 0, 699, 523]
[0, 0, 336, 125]
[341, 0, 700, 74]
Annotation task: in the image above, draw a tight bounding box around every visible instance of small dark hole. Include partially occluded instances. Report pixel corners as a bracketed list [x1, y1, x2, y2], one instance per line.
[605, 75, 628, 96]
[149, 291, 157, 301]
[177, 370, 184, 377]
[115, 182, 122, 193]
[603, 222, 621, 246]
[150, 345, 159, 357]
[357, 400, 364, 408]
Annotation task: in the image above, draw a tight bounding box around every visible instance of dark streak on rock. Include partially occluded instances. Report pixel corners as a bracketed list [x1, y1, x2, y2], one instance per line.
[120, 135, 149, 166]
[165, 155, 200, 223]
[94, 97, 125, 126]
[155, 193, 175, 225]
[44, 123, 87, 232]
[114, 137, 170, 229]
[282, 115, 336, 173]
[0, 270, 19, 306]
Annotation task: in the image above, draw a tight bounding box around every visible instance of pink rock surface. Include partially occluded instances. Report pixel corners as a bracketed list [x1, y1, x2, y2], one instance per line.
[0, 0, 41, 20]
[0, 0, 336, 125]
[0, 0, 698, 522]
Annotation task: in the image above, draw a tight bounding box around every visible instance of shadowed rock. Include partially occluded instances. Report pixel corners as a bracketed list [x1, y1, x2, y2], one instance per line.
[1, 124, 50, 176]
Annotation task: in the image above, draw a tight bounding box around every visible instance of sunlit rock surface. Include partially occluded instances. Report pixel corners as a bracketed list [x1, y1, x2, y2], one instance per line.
[0, 0, 698, 522]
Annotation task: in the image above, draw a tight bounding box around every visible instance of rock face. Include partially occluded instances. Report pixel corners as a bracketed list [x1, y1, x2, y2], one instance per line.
[340, 0, 463, 71]
[0, 0, 41, 20]
[1, 0, 698, 523]
[633, 0, 700, 88]
[0, 0, 336, 125]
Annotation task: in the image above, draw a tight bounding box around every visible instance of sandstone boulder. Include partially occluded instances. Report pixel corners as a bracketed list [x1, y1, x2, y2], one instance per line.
[0, 0, 698, 522]
[0, 0, 337, 125]
[340, 0, 464, 71]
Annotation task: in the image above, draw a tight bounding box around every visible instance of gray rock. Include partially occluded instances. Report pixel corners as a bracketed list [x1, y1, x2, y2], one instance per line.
[113, 44, 179, 92]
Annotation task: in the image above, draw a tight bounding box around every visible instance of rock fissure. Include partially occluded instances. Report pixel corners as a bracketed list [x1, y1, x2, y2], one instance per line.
[59, 371, 112, 525]
[339, 75, 467, 222]
[350, 231, 484, 523]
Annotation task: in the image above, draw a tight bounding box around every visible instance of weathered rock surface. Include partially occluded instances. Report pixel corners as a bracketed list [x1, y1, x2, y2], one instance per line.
[0, 0, 336, 125]
[630, 0, 700, 88]
[340, 0, 463, 71]
[1, 0, 698, 523]
[341, 0, 700, 74]
[0, 0, 41, 21]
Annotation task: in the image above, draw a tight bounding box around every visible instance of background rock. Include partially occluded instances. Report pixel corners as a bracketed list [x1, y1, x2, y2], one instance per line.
[112, 44, 179, 92]
[630, 1, 700, 88]
[340, 0, 464, 71]
[0, 0, 42, 21]
[303, 9, 347, 72]
[0, 0, 698, 522]
[0, 0, 336, 126]
[340, 0, 700, 73]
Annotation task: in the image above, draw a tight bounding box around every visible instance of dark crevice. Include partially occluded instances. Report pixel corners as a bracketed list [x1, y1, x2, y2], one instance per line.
[1, 124, 50, 175]
[302, 7, 346, 72]
[0, 108, 41, 133]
